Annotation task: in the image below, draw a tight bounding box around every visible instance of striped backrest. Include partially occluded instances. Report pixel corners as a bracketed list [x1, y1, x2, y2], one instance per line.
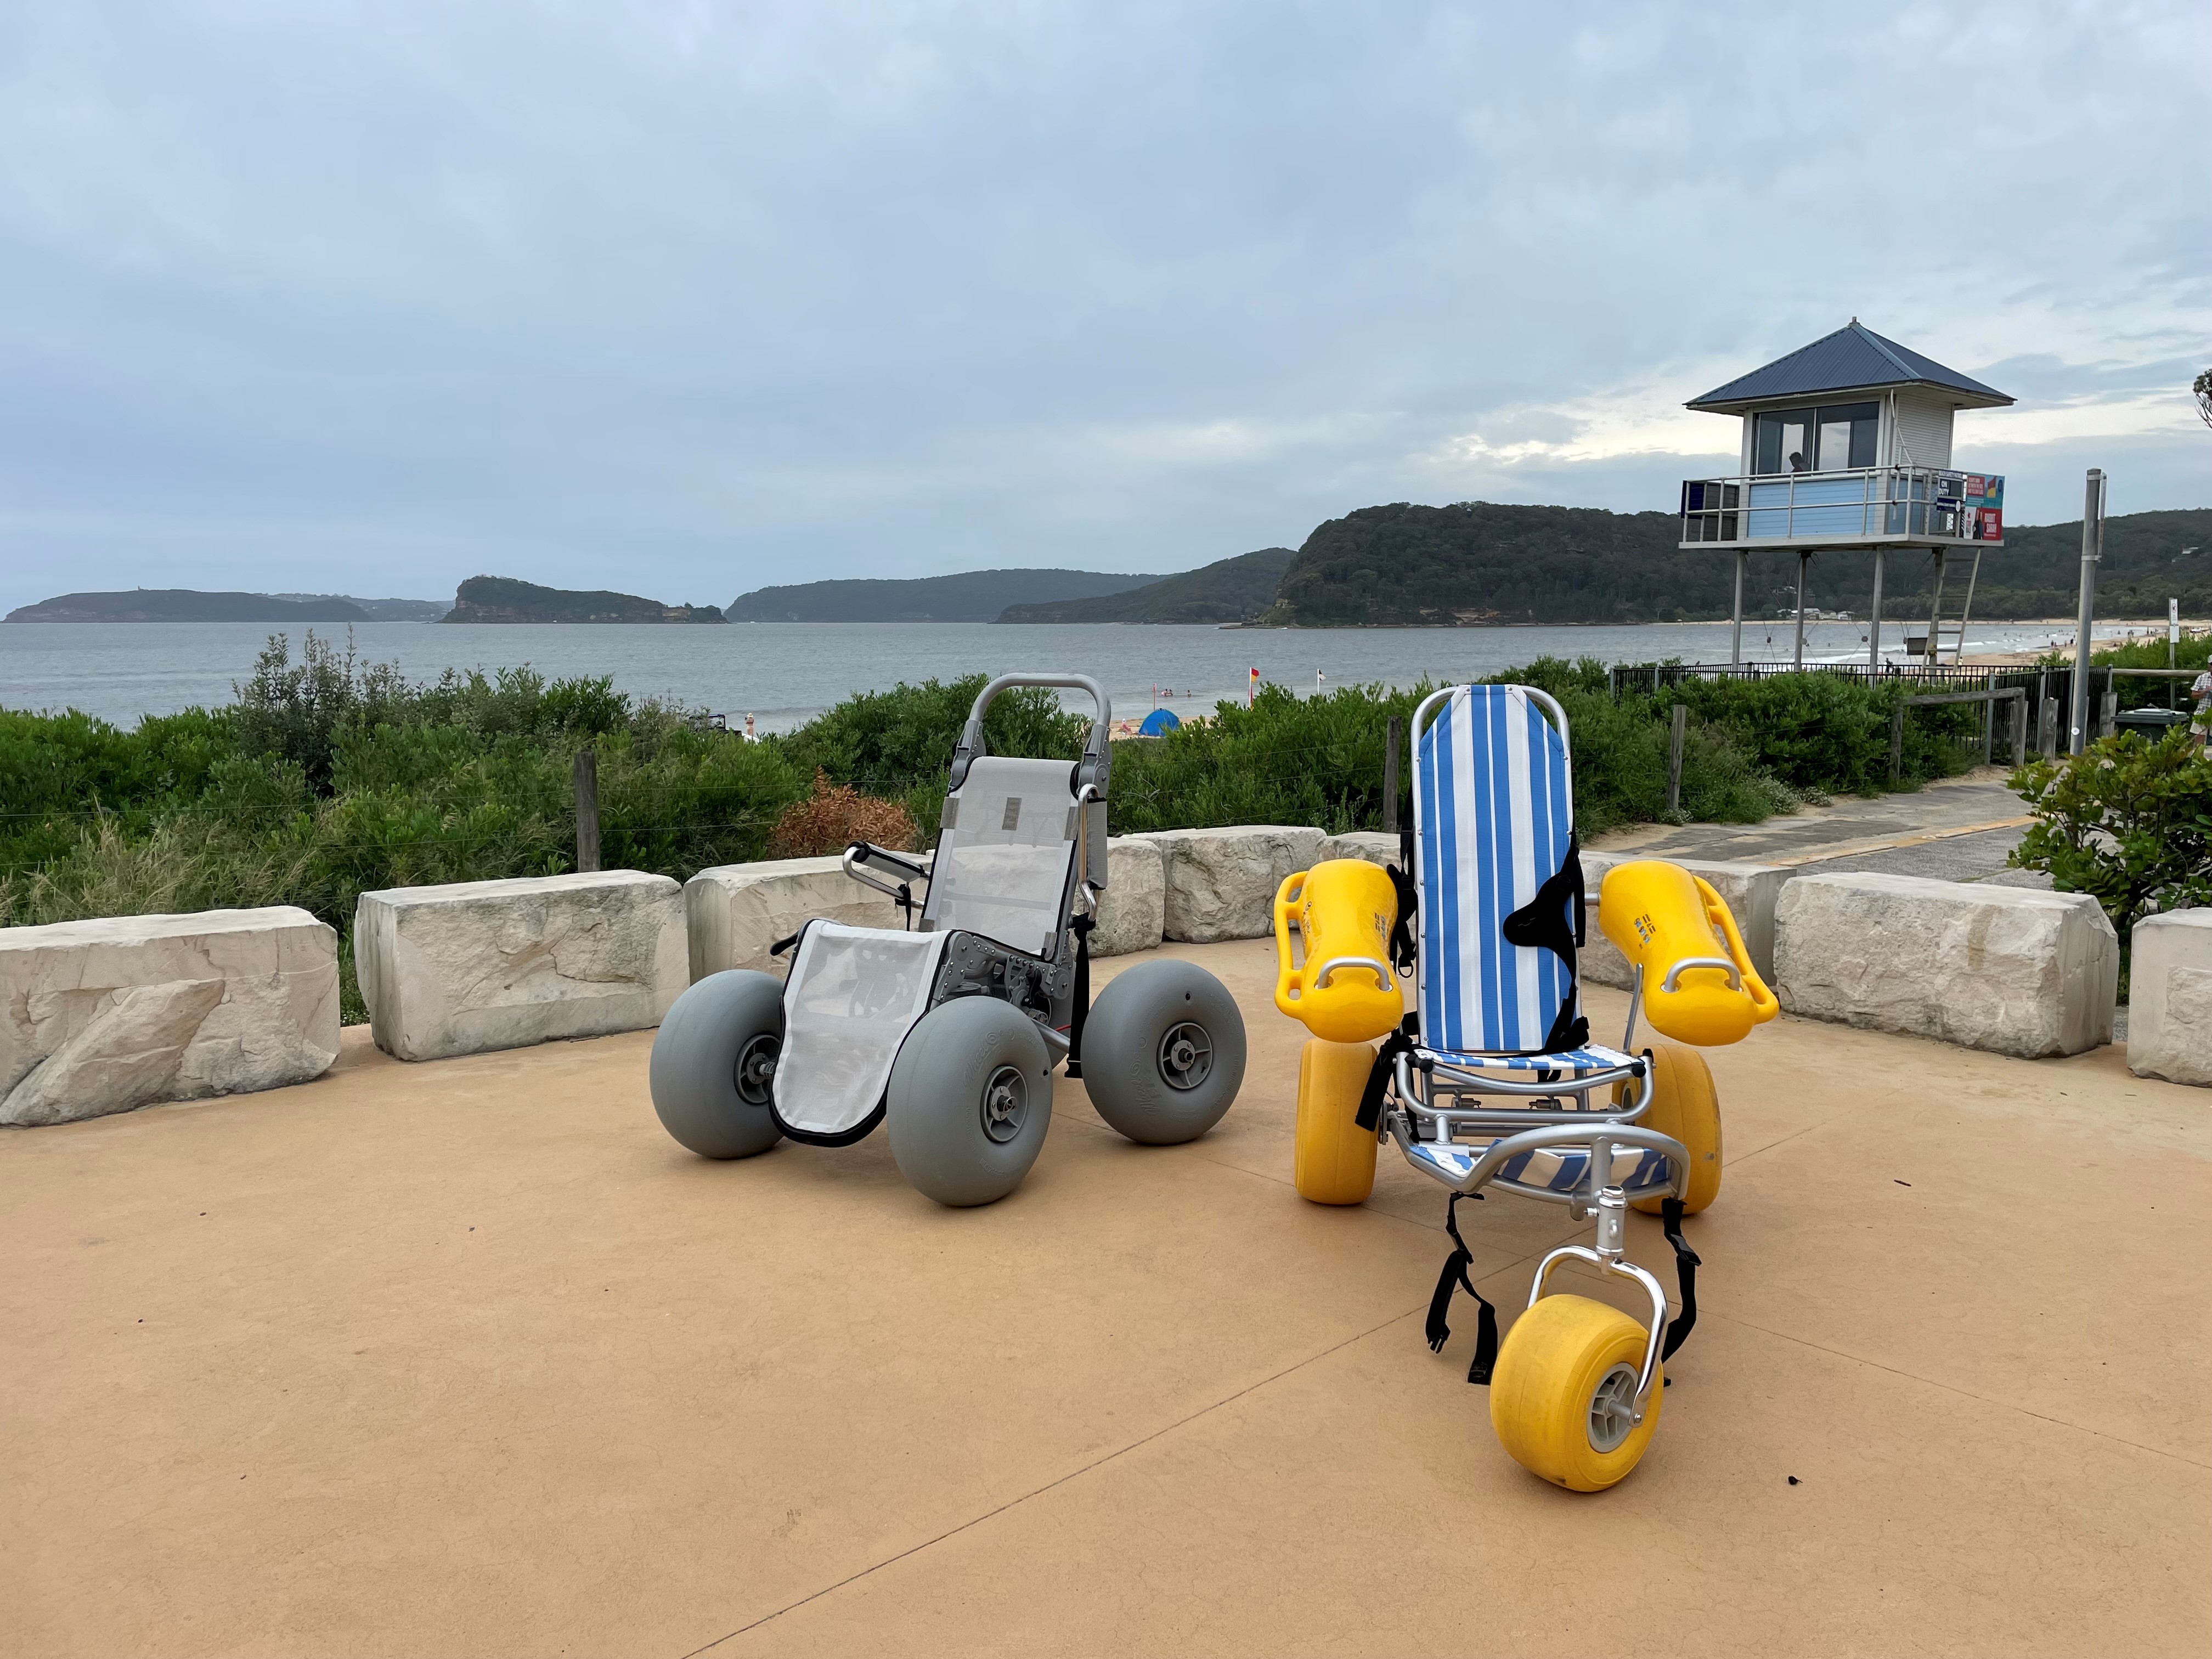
[1414, 685, 1576, 1054]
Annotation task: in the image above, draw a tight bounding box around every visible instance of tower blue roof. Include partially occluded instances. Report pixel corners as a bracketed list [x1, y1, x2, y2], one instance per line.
[1686, 321, 2012, 413]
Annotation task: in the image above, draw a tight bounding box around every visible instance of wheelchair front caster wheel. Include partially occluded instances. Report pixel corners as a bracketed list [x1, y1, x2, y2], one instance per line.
[1491, 1294, 1661, 1492]
[1079, 960, 1245, 1144]
[1293, 1038, 1378, 1205]
[1623, 1042, 1722, 1215]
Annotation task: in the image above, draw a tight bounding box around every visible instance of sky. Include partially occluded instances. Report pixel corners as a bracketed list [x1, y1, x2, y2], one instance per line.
[1, 1, 2207, 614]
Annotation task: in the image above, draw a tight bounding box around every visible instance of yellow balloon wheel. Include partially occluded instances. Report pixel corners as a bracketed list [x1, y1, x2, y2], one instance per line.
[1291, 1038, 1379, 1205]
[1490, 1294, 1662, 1492]
[1620, 1040, 1723, 1215]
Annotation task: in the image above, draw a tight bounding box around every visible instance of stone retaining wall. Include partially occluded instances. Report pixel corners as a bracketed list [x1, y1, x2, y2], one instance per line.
[356, 872, 686, 1062]
[1091, 838, 1166, 957]
[1, 908, 338, 1127]
[1580, 853, 1788, 989]
[1130, 826, 1328, 943]
[1774, 873, 2116, 1058]
[686, 855, 902, 979]
[2127, 911, 2212, 1087]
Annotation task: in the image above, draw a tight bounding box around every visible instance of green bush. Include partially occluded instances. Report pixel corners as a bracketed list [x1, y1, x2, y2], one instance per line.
[1, 638, 2000, 1023]
[2008, 727, 2212, 950]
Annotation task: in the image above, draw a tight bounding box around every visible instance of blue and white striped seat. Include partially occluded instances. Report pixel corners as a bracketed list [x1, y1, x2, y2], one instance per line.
[1414, 684, 1587, 1062]
[1403, 1137, 1675, 1195]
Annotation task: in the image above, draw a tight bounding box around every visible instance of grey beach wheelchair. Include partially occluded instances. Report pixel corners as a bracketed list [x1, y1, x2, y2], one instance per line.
[648, 673, 1246, 1205]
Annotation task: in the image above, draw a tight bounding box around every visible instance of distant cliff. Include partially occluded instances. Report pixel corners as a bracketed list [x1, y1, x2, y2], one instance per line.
[441, 575, 727, 624]
[727, 567, 1167, 622]
[5, 589, 374, 623]
[995, 549, 1295, 624]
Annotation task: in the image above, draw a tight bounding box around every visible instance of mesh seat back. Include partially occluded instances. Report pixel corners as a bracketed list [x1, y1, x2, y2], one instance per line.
[922, 754, 1079, 958]
[1415, 685, 1577, 1055]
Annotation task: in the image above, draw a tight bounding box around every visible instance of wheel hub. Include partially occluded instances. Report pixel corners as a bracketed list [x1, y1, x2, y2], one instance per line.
[1587, 1362, 1640, 1453]
[981, 1063, 1029, 1143]
[734, 1033, 781, 1107]
[1157, 1021, 1212, 1092]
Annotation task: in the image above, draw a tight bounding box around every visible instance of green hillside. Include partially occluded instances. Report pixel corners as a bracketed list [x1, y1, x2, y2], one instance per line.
[442, 575, 726, 624]
[995, 548, 1294, 624]
[1266, 503, 2212, 626]
[5, 589, 373, 624]
[728, 568, 1168, 622]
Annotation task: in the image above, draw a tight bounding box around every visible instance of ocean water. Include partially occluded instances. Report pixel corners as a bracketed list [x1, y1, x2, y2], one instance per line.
[0, 617, 2153, 732]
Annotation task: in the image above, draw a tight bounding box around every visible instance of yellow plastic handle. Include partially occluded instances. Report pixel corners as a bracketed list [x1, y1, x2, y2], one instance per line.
[1691, 875, 1779, 1023]
[1273, 870, 1309, 1020]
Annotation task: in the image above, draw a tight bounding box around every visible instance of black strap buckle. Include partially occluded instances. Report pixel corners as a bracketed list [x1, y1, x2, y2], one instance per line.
[1424, 1192, 1498, 1386]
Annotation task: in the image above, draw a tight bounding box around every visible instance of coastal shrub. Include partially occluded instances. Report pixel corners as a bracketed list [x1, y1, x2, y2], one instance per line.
[0, 641, 1990, 1022]
[2008, 727, 2212, 949]
[769, 772, 919, 857]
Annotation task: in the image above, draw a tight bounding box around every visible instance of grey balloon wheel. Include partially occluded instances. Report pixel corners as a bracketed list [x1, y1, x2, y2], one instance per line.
[1079, 959, 1246, 1145]
[887, 996, 1055, 1207]
[648, 969, 787, 1159]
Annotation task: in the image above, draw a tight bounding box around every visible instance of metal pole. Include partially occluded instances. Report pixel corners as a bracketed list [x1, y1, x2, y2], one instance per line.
[1867, 546, 1886, 668]
[1730, 550, 1746, 667]
[1382, 716, 1402, 835]
[2068, 469, 2106, 754]
[1792, 550, 1809, 670]
[573, 749, 601, 872]
[1926, 550, 1948, 672]
[1667, 704, 1688, 816]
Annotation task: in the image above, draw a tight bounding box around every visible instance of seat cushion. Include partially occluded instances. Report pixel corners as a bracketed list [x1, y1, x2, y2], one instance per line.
[775, 923, 948, 1138]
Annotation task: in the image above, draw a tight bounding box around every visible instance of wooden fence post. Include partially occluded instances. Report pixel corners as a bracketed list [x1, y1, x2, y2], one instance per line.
[2009, 693, 2027, 768]
[1381, 716, 1402, 836]
[573, 749, 600, 873]
[1666, 703, 1688, 816]
[1888, 702, 1906, 786]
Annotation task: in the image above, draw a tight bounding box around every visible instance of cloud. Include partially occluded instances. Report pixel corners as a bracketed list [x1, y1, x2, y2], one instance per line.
[0, 0, 2205, 611]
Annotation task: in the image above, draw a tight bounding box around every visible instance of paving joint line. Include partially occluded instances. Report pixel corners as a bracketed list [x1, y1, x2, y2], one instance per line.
[677, 1304, 1427, 1656]
[1704, 1307, 2212, 1471]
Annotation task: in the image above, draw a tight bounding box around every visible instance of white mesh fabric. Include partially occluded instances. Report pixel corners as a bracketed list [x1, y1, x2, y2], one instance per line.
[775, 924, 950, 1136]
[924, 755, 1079, 958]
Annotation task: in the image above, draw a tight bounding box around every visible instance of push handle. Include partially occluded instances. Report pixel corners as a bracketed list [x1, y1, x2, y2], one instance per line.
[1689, 875, 1779, 1021]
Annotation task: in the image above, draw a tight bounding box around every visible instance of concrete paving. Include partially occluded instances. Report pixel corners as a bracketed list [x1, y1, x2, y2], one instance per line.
[1598, 771, 2045, 887]
[4, 940, 2207, 1658]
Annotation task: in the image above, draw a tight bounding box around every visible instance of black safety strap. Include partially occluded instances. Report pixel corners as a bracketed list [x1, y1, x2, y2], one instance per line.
[1659, 1196, 1701, 1361]
[1355, 1012, 1418, 1131]
[1063, 914, 1094, 1079]
[1424, 1192, 1498, 1386]
[1502, 833, 1589, 1054]
[770, 931, 799, 957]
[1384, 859, 1418, 979]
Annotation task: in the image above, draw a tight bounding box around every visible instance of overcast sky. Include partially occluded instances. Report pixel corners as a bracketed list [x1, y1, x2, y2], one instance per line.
[1, 1, 2205, 612]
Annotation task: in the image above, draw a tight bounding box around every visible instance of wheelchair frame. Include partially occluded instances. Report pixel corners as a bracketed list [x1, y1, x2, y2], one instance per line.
[1381, 682, 1700, 1421]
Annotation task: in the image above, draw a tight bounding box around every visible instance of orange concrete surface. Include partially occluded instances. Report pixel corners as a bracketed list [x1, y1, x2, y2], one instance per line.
[4, 940, 2207, 1658]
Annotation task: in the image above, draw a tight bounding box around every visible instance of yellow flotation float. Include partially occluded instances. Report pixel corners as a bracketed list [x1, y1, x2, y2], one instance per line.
[1272, 860, 1403, 1044]
[1595, 860, 1779, 1046]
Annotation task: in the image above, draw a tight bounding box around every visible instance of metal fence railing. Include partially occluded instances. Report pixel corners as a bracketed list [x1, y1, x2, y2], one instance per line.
[1609, 661, 2127, 768]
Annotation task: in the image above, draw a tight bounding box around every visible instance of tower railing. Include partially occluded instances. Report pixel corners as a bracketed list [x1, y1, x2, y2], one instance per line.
[1679, 465, 2005, 549]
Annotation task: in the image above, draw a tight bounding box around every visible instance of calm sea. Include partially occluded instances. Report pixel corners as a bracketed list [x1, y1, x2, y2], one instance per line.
[0, 618, 2148, 732]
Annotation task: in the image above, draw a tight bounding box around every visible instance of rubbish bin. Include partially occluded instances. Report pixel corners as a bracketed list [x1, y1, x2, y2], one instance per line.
[2113, 707, 2191, 738]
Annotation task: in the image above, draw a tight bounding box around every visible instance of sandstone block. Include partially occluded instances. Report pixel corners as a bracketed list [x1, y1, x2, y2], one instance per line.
[0, 908, 339, 1127]
[1134, 826, 1328, 943]
[1316, 831, 1402, 869]
[356, 872, 686, 1062]
[2128, 911, 2212, 1087]
[1580, 853, 1789, 989]
[1774, 873, 2116, 1058]
[1091, 838, 1166, 958]
[686, 856, 902, 980]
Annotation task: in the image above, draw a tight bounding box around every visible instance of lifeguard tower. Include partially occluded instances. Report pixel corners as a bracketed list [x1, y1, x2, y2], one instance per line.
[1678, 320, 2013, 666]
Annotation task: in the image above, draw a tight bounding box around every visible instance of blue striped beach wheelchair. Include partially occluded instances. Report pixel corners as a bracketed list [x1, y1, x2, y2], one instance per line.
[1272, 683, 1775, 1489]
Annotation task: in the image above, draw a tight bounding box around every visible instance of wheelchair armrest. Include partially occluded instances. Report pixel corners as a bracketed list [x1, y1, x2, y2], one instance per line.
[842, 842, 932, 901]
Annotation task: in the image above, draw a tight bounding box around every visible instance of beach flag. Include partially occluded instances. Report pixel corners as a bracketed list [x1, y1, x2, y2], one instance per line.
[1248, 666, 1260, 708]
